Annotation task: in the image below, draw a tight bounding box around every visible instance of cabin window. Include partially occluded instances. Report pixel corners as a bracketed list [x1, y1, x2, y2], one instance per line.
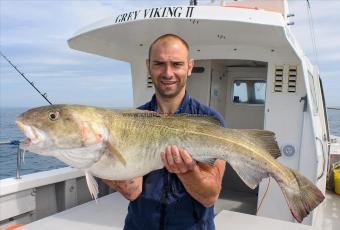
[232, 80, 266, 104]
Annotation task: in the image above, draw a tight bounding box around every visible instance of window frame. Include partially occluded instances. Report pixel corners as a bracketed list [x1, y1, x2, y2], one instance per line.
[231, 78, 267, 106]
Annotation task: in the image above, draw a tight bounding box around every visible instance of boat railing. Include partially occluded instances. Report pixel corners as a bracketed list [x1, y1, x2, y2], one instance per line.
[0, 140, 24, 179]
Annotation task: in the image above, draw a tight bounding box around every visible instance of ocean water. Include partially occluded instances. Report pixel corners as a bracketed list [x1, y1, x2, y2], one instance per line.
[0, 108, 66, 179]
[328, 109, 340, 136]
[0, 107, 339, 179]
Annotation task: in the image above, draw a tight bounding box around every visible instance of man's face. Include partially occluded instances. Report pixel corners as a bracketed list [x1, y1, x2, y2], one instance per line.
[147, 39, 193, 98]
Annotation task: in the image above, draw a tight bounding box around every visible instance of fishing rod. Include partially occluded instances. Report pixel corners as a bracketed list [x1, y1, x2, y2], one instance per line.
[0, 52, 53, 105]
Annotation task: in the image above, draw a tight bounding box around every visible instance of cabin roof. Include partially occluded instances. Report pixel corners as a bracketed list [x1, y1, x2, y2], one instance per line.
[68, 5, 289, 62]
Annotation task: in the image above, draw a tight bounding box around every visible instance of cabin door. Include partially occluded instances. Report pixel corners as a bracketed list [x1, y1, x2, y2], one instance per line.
[210, 66, 268, 214]
[223, 67, 267, 129]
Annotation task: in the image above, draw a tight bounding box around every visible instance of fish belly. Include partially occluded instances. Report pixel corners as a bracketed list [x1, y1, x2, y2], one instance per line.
[89, 144, 165, 180]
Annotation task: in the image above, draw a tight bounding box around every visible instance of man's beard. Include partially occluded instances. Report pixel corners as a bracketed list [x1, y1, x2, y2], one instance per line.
[155, 79, 186, 99]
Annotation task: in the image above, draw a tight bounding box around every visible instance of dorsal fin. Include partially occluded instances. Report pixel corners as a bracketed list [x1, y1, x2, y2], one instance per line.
[241, 129, 281, 159]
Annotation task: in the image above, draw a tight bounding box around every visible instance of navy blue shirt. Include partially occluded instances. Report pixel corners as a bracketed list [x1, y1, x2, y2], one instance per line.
[124, 92, 225, 230]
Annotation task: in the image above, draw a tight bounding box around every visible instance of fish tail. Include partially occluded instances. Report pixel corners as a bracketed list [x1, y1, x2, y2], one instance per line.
[279, 169, 325, 223]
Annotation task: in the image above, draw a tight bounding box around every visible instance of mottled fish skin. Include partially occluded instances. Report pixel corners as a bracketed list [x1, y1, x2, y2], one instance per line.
[16, 104, 324, 222]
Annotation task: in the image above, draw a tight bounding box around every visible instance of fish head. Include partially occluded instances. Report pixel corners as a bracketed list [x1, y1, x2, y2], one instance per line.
[16, 105, 108, 168]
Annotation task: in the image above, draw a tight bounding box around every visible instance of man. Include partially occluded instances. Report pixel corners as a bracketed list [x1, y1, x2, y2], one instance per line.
[104, 34, 226, 229]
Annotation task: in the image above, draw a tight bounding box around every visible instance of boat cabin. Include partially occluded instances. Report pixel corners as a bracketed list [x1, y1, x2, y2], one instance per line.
[68, 1, 329, 225]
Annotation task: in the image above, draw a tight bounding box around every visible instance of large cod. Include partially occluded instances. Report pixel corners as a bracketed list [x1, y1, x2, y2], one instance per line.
[16, 104, 324, 223]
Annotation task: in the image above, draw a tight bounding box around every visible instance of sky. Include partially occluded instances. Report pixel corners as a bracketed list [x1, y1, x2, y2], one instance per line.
[0, 0, 339, 108]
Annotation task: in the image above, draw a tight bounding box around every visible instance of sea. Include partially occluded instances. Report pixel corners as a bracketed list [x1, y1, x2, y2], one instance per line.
[0, 107, 339, 180]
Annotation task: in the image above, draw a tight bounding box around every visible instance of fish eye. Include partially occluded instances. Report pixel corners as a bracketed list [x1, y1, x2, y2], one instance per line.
[48, 111, 59, 121]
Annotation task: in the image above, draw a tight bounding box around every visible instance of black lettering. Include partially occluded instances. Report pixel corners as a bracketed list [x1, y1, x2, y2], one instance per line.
[148, 8, 155, 18]
[162, 7, 168, 17]
[115, 14, 122, 23]
[144, 9, 150, 18]
[153, 7, 161, 18]
[186, 6, 194, 18]
[174, 7, 182, 17]
[169, 7, 175, 17]
[134, 10, 141, 20]
[126, 12, 133, 21]
[121, 13, 127, 22]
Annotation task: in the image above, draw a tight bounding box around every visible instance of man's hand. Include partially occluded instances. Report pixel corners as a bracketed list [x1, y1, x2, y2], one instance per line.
[102, 177, 142, 201]
[161, 145, 197, 174]
[160, 145, 225, 207]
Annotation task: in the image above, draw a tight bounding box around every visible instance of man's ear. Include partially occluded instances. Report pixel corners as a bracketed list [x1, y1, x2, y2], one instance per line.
[187, 59, 194, 76]
[146, 59, 151, 75]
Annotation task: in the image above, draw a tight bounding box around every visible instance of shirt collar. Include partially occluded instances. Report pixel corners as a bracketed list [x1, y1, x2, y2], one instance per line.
[150, 91, 191, 114]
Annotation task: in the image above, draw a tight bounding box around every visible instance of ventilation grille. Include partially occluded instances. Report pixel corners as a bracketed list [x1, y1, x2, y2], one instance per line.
[147, 76, 153, 88]
[288, 66, 297, 93]
[274, 66, 283, 92]
[273, 65, 298, 93]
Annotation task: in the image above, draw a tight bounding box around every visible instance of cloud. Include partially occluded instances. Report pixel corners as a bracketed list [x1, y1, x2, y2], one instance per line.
[321, 70, 340, 79]
[289, 1, 340, 52]
[1, 0, 339, 107]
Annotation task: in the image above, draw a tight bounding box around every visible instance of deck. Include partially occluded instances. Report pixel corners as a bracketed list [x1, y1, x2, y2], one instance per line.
[21, 191, 339, 230]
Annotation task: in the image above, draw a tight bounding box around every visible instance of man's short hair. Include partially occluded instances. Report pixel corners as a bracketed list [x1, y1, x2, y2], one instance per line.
[148, 34, 190, 60]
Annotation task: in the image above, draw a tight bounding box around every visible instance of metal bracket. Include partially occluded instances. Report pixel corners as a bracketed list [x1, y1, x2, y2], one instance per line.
[300, 95, 308, 112]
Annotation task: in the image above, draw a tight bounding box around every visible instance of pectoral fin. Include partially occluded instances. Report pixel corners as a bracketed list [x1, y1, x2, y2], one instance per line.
[85, 171, 99, 200]
[107, 138, 127, 166]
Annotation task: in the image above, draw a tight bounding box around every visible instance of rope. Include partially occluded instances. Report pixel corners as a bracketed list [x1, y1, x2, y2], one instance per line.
[256, 177, 271, 215]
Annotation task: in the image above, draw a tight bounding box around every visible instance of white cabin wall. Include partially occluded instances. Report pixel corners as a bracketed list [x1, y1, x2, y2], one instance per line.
[299, 59, 328, 191]
[187, 60, 212, 105]
[297, 106, 318, 225]
[295, 60, 329, 225]
[131, 59, 154, 107]
[258, 61, 311, 222]
[209, 61, 228, 117]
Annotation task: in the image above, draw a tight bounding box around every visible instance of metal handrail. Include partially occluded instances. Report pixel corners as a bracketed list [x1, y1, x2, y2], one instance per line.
[0, 140, 23, 179]
[316, 136, 327, 180]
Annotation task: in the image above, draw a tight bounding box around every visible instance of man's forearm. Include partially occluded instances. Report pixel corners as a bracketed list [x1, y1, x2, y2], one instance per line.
[102, 177, 143, 201]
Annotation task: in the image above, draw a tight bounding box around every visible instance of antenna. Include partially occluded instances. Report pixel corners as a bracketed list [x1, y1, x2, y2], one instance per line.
[306, 0, 319, 67]
[0, 52, 53, 105]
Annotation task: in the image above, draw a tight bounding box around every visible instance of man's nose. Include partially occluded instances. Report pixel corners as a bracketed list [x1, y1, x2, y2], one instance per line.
[164, 64, 174, 77]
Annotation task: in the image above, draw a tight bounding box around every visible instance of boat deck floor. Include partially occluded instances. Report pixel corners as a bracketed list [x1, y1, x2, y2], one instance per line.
[314, 191, 340, 230]
[215, 189, 257, 215]
[21, 191, 339, 229]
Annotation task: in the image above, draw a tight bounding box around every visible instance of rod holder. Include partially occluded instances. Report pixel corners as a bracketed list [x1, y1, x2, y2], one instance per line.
[16, 145, 23, 179]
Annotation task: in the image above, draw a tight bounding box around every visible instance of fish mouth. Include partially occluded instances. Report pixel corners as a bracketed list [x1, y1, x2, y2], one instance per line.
[16, 121, 46, 148]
